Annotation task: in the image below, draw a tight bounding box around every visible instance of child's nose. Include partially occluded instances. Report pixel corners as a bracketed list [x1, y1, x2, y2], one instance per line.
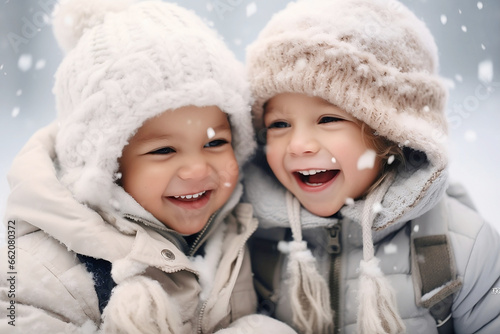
[177, 157, 211, 180]
[287, 128, 320, 156]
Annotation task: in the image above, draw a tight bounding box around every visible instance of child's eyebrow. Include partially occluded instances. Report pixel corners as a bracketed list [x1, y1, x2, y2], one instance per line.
[133, 133, 174, 143]
[135, 123, 231, 143]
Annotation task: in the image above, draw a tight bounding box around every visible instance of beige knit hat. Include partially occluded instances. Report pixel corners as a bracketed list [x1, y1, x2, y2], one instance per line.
[247, 0, 448, 170]
[51, 0, 255, 220]
[246, 0, 450, 333]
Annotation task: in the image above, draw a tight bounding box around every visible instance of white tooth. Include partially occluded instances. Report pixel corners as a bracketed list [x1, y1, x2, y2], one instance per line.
[193, 193, 199, 198]
[174, 196, 179, 199]
[305, 182, 322, 186]
[299, 169, 327, 175]
[186, 194, 193, 199]
[180, 195, 186, 199]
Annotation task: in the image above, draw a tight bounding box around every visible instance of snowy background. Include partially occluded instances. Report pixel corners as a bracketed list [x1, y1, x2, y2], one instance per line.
[1, 0, 499, 245]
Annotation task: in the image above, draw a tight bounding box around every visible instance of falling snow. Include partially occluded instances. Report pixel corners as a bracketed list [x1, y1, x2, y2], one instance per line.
[464, 130, 477, 142]
[207, 127, 215, 139]
[481, 44, 486, 50]
[109, 198, 120, 211]
[455, 74, 463, 83]
[413, 225, 420, 233]
[18, 54, 33, 72]
[387, 155, 395, 165]
[422, 105, 430, 113]
[478, 59, 493, 83]
[345, 197, 354, 205]
[224, 182, 232, 188]
[461, 25, 467, 32]
[440, 15, 447, 25]
[421, 281, 456, 303]
[357, 149, 376, 170]
[16, 89, 22, 96]
[372, 202, 383, 214]
[64, 14, 74, 27]
[331, 157, 337, 164]
[35, 59, 46, 70]
[246, 2, 257, 17]
[295, 58, 308, 71]
[384, 243, 398, 254]
[11, 107, 20, 118]
[477, 2, 483, 10]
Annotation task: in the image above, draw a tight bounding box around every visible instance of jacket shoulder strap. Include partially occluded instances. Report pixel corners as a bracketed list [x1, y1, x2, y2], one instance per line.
[410, 198, 462, 333]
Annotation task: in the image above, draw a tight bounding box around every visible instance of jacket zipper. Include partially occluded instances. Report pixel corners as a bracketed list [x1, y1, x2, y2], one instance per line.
[196, 216, 258, 334]
[327, 222, 342, 333]
[189, 212, 217, 257]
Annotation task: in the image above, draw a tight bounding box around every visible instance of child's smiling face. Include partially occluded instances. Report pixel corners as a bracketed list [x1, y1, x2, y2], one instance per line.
[119, 106, 238, 234]
[264, 93, 381, 217]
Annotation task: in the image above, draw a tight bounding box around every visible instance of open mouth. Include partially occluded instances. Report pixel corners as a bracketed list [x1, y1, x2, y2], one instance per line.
[294, 169, 339, 187]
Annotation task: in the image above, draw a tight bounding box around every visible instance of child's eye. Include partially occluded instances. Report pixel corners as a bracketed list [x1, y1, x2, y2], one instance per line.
[149, 147, 175, 155]
[204, 139, 229, 148]
[319, 116, 343, 124]
[267, 121, 290, 129]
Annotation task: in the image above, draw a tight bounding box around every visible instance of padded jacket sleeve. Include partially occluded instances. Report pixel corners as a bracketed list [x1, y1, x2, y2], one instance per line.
[448, 196, 500, 333]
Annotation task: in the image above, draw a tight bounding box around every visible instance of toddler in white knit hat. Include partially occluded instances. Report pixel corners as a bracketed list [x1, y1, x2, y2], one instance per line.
[0, 0, 297, 333]
[243, 0, 500, 333]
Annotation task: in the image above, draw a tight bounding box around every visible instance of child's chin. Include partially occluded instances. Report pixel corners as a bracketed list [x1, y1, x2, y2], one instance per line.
[300, 199, 342, 218]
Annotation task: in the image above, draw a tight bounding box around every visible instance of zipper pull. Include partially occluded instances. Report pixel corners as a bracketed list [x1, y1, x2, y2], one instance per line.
[327, 224, 342, 254]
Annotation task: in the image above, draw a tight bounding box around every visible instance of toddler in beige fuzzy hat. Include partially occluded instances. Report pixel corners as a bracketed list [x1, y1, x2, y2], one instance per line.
[0, 0, 298, 333]
[243, 0, 500, 333]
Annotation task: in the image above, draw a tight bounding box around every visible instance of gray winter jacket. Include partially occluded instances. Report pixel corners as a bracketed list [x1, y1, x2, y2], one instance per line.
[243, 161, 500, 334]
[0, 124, 296, 334]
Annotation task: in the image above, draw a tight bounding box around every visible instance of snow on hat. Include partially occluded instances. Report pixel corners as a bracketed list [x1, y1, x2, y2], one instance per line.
[246, 0, 451, 332]
[247, 0, 448, 170]
[52, 0, 255, 219]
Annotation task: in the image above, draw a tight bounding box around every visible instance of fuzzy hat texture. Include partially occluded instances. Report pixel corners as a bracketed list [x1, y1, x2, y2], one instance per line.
[247, 0, 448, 169]
[52, 0, 255, 219]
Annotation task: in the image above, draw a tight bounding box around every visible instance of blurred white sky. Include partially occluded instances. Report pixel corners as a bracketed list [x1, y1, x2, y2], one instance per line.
[1, 0, 499, 244]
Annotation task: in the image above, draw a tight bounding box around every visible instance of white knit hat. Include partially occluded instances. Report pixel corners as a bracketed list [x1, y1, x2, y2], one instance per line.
[247, 0, 450, 333]
[52, 0, 255, 219]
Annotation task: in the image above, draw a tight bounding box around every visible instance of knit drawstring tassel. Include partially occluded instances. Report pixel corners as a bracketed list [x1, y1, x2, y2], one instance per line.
[357, 173, 405, 334]
[283, 192, 334, 334]
[358, 257, 405, 333]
